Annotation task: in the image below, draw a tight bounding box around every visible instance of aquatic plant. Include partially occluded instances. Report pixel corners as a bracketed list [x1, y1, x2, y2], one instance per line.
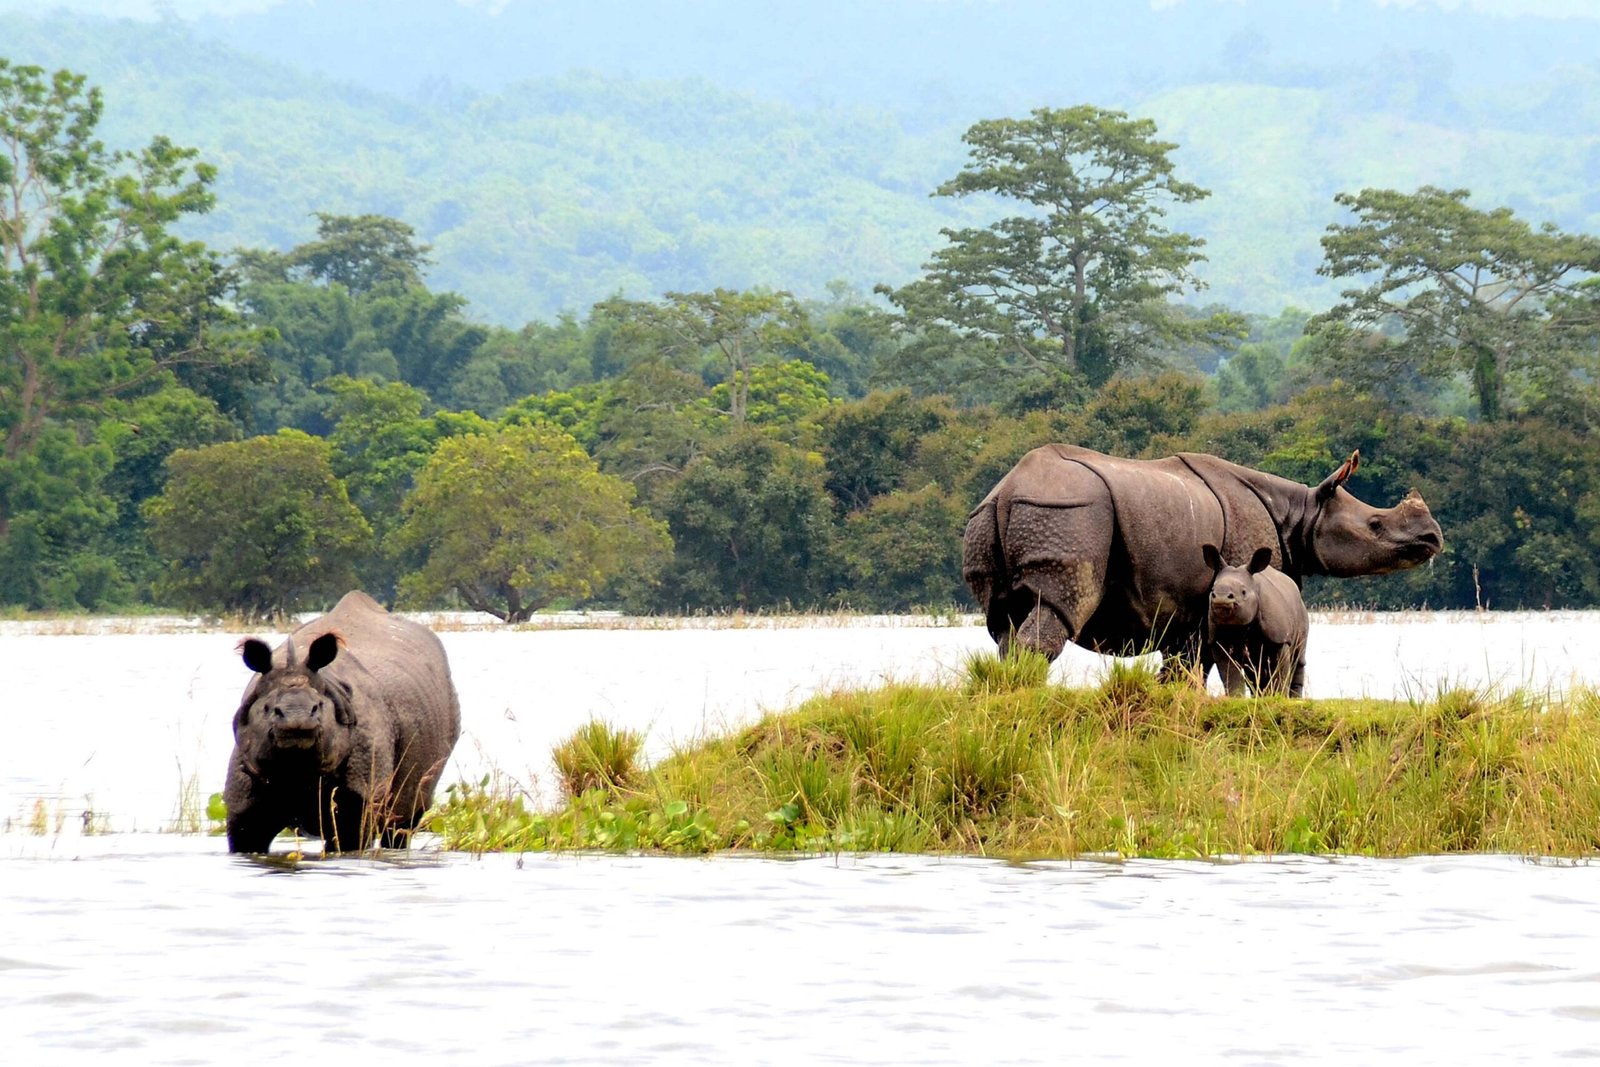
[552, 720, 645, 797]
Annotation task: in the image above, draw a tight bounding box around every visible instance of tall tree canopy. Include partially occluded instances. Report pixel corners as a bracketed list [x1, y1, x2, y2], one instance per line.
[0, 60, 261, 603]
[882, 105, 1232, 399]
[1312, 186, 1600, 423]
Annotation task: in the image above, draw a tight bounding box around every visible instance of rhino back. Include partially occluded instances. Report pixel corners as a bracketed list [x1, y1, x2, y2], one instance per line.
[1061, 449, 1226, 622]
[1253, 567, 1309, 648]
[293, 592, 462, 816]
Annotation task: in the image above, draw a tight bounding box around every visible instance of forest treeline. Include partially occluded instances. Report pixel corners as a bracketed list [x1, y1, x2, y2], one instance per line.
[4, 63, 1600, 619]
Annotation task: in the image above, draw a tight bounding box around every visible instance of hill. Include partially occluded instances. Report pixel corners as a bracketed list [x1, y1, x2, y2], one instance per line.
[2, 2, 1597, 323]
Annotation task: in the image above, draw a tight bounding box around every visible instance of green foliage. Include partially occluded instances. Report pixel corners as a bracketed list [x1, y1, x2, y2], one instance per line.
[321, 375, 492, 598]
[602, 288, 811, 426]
[552, 720, 645, 798]
[883, 105, 1233, 398]
[818, 389, 950, 511]
[431, 679, 1600, 859]
[394, 423, 672, 621]
[710, 358, 834, 440]
[142, 430, 372, 617]
[238, 214, 489, 431]
[0, 60, 263, 608]
[1069, 371, 1210, 458]
[840, 485, 967, 611]
[656, 429, 838, 610]
[1311, 186, 1600, 423]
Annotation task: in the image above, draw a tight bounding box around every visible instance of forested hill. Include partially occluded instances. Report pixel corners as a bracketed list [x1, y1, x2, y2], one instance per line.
[2, 3, 1599, 324]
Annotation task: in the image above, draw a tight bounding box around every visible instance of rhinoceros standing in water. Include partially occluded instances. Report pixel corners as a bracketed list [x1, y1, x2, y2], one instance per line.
[223, 591, 462, 853]
[962, 446, 1442, 671]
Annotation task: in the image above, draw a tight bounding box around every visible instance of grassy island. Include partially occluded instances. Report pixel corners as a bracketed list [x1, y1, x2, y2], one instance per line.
[426, 654, 1600, 860]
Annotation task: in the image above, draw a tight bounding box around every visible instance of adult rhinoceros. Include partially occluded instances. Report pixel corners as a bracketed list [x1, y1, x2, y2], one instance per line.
[223, 591, 461, 853]
[961, 445, 1442, 668]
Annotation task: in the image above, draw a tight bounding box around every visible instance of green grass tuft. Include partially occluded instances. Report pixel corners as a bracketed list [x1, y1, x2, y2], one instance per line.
[552, 720, 644, 798]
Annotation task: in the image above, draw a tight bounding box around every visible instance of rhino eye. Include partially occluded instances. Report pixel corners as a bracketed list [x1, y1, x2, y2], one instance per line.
[1368, 517, 1383, 532]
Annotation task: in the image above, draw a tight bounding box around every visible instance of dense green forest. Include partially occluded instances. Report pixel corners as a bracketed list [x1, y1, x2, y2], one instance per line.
[4, 55, 1599, 619]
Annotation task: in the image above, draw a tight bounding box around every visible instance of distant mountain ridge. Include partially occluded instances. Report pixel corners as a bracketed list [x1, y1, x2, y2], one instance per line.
[1, 3, 1597, 325]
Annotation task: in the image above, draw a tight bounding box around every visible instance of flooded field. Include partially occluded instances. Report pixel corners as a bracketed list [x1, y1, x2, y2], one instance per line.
[5, 612, 1600, 1063]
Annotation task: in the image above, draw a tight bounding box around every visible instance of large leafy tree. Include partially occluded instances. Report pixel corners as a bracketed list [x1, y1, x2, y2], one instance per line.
[882, 105, 1233, 397]
[142, 431, 372, 618]
[656, 429, 838, 610]
[0, 61, 262, 605]
[1311, 186, 1600, 422]
[393, 424, 671, 622]
[237, 214, 486, 430]
[601, 288, 810, 425]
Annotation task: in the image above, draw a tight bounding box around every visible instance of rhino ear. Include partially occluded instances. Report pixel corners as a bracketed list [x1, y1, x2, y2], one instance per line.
[1248, 546, 1274, 574]
[241, 638, 273, 675]
[1202, 543, 1224, 573]
[306, 632, 342, 673]
[1315, 449, 1361, 500]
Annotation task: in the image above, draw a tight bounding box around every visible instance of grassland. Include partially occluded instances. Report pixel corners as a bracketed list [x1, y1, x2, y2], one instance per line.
[425, 652, 1600, 860]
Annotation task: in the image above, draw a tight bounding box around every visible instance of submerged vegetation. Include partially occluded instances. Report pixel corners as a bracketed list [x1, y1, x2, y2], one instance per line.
[426, 656, 1600, 860]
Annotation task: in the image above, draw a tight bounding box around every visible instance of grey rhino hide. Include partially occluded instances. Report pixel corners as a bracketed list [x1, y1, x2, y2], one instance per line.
[1204, 545, 1310, 695]
[224, 590, 462, 853]
[962, 444, 1441, 663]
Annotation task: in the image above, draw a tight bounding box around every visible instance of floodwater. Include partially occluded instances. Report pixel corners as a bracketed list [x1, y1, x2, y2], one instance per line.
[6, 612, 1600, 1063]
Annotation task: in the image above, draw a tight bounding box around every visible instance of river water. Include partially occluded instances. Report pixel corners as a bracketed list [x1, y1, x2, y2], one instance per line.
[6, 611, 1600, 1062]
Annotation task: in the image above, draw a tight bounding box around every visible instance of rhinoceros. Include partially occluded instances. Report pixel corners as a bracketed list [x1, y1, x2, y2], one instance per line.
[1203, 544, 1309, 697]
[223, 591, 462, 854]
[962, 445, 1442, 670]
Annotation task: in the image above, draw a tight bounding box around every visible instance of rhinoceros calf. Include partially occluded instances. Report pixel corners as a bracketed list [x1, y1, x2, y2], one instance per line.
[223, 590, 462, 853]
[1203, 544, 1308, 697]
[963, 445, 1441, 670]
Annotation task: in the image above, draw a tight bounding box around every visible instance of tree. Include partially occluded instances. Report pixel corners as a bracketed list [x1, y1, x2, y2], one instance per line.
[236, 215, 486, 431]
[601, 288, 810, 424]
[0, 62, 262, 596]
[1070, 370, 1209, 458]
[656, 429, 838, 610]
[240, 212, 432, 296]
[839, 484, 968, 611]
[321, 376, 492, 597]
[393, 424, 671, 622]
[881, 105, 1234, 396]
[1312, 186, 1600, 422]
[818, 390, 950, 511]
[142, 431, 372, 617]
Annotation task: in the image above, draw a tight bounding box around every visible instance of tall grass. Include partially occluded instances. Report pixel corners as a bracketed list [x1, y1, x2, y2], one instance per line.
[427, 656, 1600, 859]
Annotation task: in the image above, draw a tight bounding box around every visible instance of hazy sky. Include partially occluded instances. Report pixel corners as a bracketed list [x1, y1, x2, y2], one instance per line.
[11, 0, 1600, 19]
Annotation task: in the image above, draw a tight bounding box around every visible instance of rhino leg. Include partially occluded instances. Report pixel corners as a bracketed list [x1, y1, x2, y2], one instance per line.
[226, 804, 285, 854]
[999, 596, 1072, 660]
[995, 497, 1112, 661]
